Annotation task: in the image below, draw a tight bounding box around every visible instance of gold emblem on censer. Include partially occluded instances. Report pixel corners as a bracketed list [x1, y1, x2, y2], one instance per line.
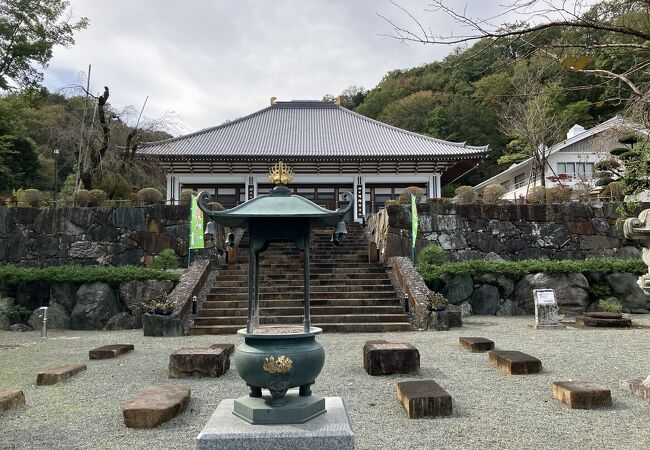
[263, 355, 293, 374]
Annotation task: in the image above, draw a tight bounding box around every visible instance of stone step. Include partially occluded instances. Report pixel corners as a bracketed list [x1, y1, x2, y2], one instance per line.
[194, 314, 410, 326]
[211, 284, 397, 294]
[0, 390, 25, 413]
[213, 279, 393, 287]
[202, 298, 404, 308]
[198, 305, 405, 317]
[188, 322, 414, 335]
[36, 364, 87, 386]
[217, 273, 390, 281]
[207, 291, 399, 301]
[122, 385, 191, 428]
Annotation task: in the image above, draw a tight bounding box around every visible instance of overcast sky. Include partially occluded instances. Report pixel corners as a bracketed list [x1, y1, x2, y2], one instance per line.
[43, 1, 504, 135]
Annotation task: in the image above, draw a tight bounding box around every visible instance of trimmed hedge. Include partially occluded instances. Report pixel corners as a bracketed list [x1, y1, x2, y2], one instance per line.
[418, 258, 647, 283]
[0, 265, 180, 286]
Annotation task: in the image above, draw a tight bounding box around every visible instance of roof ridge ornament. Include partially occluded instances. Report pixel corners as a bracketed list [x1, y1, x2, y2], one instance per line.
[267, 160, 294, 185]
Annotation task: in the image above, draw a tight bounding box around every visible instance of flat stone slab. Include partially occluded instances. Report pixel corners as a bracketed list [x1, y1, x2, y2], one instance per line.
[363, 340, 420, 376]
[209, 343, 235, 357]
[0, 390, 25, 412]
[585, 312, 623, 319]
[459, 337, 494, 352]
[36, 364, 87, 385]
[552, 381, 612, 409]
[89, 344, 134, 359]
[396, 380, 452, 418]
[197, 397, 354, 450]
[169, 347, 230, 378]
[576, 316, 632, 328]
[488, 350, 542, 375]
[122, 385, 190, 428]
[620, 377, 650, 402]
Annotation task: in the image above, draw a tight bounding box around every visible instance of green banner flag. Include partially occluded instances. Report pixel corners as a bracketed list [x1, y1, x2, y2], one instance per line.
[411, 193, 418, 249]
[189, 194, 205, 249]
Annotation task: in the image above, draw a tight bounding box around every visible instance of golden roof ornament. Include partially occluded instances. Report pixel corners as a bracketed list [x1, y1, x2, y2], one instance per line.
[267, 160, 294, 185]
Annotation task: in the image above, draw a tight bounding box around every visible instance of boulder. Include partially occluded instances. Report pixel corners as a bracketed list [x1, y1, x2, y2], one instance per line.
[15, 282, 50, 310]
[442, 274, 473, 304]
[28, 301, 70, 329]
[70, 283, 121, 330]
[104, 312, 141, 330]
[118, 280, 175, 319]
[605, 272, 650, 311]
[466, 232, 505, 254]
[470, 284, 500, 315]
[0, 295, 14, 331]
[513, 273, 590, 314]
[496, 299, 526, 316]
[617, 246, 641, 259]
[50, 283, 78, 312]
[474, 273, 515, 298]
[7, 324, 32, 332]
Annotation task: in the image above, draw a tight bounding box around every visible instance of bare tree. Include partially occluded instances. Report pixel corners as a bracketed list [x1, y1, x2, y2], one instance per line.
[496, 63, 573, 187]
[381, 0, 650, 121]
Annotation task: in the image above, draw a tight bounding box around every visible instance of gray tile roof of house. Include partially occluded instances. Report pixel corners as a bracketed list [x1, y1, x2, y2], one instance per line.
[139, 100, 489, 159]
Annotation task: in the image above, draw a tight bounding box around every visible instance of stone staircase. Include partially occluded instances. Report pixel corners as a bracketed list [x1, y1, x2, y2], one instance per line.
[189, 223, 413, 334]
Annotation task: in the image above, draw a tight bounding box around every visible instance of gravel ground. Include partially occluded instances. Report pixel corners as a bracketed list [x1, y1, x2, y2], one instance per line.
[1, 316, 649, 450]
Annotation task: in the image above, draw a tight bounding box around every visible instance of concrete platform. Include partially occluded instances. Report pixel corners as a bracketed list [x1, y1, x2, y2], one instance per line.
[197, 397, 354, 450]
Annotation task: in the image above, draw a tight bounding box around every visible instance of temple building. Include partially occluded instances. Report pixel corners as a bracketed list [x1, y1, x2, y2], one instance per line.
[139, 99, 488, 222]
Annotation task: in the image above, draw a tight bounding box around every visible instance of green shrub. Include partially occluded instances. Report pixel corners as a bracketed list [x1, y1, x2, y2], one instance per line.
[526, 186, 546, 204]
[418, 258, 646, 286]
[398, 186, 425, 204]
[207, 201, 225, 211]
[88, 189, 107, 207]
[604, 181, 624, 202]
[74, 189, 91, 206]
[22, 189, 43, 207]
[418, 244, 446, 266]
[0, 304, 31, 324]
[482, 184, 505, 204]
[180, 189, 195, 205]
[0, 265, 180, 285]
[454, 186, 477, 204]
[137, 188, 164, 205]
[546, 185, 572, 203]
[152, 249, 180, 270]
[598, 299, 622, 313]
[589, 282, 612, 299]
[425, 291, 448, 311]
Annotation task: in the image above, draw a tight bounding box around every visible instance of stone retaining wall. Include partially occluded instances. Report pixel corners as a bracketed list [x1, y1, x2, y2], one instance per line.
[0, 205, 221, 267]
[368, 202, 648, 263]
[429, 270, 650, 316]
[0, 277, 176, 331]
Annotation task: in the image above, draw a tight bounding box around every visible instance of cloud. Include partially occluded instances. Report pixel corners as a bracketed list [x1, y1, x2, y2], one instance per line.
[43, 0, 503, 134]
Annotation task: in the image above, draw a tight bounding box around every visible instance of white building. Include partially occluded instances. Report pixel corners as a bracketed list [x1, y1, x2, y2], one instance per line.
[475, 116, 630, 200]
[139, 99, 489, 222]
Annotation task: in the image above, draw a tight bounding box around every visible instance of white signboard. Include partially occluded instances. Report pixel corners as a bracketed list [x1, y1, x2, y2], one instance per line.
[534, 289, 556, 306]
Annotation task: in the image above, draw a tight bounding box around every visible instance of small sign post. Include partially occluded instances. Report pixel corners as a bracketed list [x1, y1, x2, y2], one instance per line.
[531, 289, 564, 329]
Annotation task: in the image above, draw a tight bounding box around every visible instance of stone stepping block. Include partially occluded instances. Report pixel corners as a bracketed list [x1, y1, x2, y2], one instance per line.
[36, 364, 87, 385]
[0, 390, 25, 412]
[585, 312, 622, 319]
[552, 381, 612, 409]
[576, 315, 632, 328]
[209, 343, 235, 358]
[396, 380, 452, 418]
[169, 347, 230, 378]
[122, 385, 190, 428]
[89, 344, 134, 360]
[488, 351, 542, 375]
[363, 340, 420, 376]
[459, 337, 494, 352]
[620, 377, 650, 403]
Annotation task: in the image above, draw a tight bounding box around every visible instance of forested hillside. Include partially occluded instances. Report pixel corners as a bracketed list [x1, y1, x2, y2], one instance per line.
[331, 0, 645, 194]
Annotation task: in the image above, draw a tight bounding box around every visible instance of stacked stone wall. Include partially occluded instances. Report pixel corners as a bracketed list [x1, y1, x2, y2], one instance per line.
[0, 205, 219, 267]
[370, 202, 648, 262]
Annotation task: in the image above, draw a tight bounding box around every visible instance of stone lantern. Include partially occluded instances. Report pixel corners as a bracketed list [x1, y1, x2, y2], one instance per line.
[197, 162, 352, 425]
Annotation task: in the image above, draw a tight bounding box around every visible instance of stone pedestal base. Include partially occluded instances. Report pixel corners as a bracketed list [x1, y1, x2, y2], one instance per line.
[197, 397, 354, 450]
[233, 392, 326, 424]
